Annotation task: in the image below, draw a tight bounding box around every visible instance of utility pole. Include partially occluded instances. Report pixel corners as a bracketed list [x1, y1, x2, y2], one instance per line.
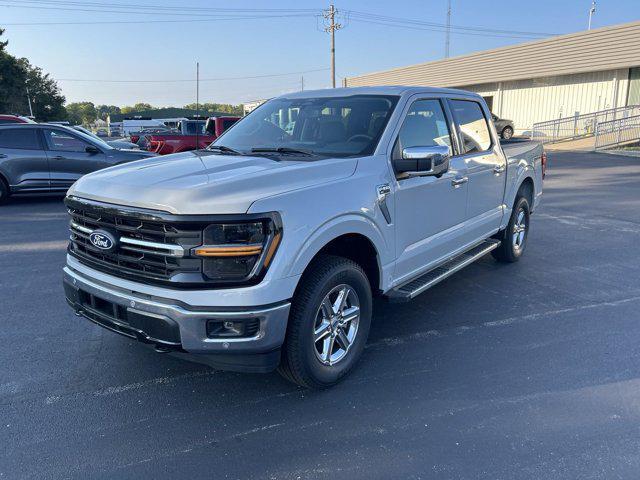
[588, 1, 596, 30]
[323, 4, 342, 88]
[445, 0, 451, 58]
[301, 75, 304, 91]
[25, 87, 34, 117]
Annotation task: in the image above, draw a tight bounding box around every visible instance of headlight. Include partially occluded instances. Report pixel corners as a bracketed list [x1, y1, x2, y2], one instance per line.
[192, 214, 282, 283]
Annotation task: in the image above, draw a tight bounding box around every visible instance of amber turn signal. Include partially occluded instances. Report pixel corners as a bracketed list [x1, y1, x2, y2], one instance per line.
[194, 245, 263, 257]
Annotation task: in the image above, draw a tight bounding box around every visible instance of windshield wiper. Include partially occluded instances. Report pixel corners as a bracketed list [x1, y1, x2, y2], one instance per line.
[251, 147, 315, 156]
[207, 145, 243, 155]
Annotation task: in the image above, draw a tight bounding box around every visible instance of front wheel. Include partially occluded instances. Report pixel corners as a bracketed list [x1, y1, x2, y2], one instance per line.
[492, 196, 530, 263]
[278, 255, 372, 388]
[501, 126, 514, 140]
[0, 178, 9, 205]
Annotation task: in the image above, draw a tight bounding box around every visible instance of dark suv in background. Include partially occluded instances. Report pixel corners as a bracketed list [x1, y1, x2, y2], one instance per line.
[0, 124, 156, 204]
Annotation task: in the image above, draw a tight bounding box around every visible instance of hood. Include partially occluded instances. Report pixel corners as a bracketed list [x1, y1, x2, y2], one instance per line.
[68, 150, 358, 214]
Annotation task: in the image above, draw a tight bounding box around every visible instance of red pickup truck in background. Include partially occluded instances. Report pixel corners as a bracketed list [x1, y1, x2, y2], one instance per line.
[144, 116, 240, 155]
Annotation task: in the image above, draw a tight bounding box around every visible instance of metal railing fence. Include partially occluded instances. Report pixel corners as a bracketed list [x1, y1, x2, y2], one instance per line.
[531, 105, 640, 144]
[594, 114, 640, 149]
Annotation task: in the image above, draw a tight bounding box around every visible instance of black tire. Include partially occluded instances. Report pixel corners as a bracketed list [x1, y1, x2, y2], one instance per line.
[492, 195, 530, 263]
[501, 126, 514, 140]
[278, 254, 372, 388]
[0, 177, 9, 205]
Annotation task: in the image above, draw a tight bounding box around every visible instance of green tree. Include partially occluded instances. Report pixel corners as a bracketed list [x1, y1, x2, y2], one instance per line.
[66, 102, 97, 125]
[96, 104, 121, 121]
[0, 28, 66, 121]
[19, 58, 67, 121]
[184, 102, 243, 115]
[133, 102, 153, 111]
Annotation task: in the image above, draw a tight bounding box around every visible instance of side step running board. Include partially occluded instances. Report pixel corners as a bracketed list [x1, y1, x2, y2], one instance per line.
[386, 239, 500, 303]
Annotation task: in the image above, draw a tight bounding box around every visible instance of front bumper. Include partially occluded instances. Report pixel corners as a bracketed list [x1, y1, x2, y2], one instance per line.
[63, 266, 290, 373]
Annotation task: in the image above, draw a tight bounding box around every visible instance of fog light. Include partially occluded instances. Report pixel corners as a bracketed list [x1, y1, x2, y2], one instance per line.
[206, 318, 261, 339]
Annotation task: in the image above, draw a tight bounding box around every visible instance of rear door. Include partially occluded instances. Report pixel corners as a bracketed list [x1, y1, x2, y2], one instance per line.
[448, 98, 506, 242]
[42, 128, 109, 190]
[0, 127, 50, 192]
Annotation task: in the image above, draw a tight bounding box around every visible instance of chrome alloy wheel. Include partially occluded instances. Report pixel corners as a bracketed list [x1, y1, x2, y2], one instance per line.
[512, 208, 527, 251]
[313, 284, 360, 366]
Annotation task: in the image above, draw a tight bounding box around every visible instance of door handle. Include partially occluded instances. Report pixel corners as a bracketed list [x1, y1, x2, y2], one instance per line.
[493, 164, 506, 174]
[52, 156, 65, 160]
[0, 154, 7, 159]
[451, 176, 468, 188]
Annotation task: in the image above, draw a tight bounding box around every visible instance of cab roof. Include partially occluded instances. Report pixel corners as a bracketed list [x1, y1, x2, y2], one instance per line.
[280, 86, 481, 100]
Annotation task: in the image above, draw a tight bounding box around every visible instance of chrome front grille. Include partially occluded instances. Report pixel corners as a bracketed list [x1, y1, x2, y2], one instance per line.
[66, 199, 203, 284]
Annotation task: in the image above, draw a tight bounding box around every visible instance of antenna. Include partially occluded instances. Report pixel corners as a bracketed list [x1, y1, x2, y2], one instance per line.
[195, 61, 200, 151]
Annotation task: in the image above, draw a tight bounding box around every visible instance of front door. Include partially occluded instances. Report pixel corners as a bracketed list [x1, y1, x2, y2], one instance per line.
[42, 128, 108, 190]
[393, 98, 470, 285]
[0, 127, 50, 192]
[448, 99, 505, 242]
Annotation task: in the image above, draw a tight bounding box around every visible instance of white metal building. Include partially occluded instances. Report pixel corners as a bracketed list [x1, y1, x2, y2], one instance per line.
[344, 21, 640, 135]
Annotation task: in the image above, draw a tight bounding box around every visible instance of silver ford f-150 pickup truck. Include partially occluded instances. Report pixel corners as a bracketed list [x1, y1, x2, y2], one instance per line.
[63, 86, 545, 388]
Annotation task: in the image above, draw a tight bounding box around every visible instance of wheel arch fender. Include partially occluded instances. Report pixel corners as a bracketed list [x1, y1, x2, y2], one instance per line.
[286, 213, 390, 292]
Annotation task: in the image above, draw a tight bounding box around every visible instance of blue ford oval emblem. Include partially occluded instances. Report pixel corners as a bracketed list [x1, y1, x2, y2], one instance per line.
[89, 230, 117, 252]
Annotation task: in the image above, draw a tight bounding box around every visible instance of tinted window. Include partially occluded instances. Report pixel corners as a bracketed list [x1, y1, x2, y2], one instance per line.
[44, 129, 91, 152]
[396, 99, 452, 155]
[183, 121, 205, 135]
[222, 118, 238, 131]
[450, 100, 492, 153]
[0, 128, 40, 149]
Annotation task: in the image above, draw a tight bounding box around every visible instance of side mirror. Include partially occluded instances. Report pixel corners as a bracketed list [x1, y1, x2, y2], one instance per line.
[85, 145, 101, 154]
[394, 145, 450, 176]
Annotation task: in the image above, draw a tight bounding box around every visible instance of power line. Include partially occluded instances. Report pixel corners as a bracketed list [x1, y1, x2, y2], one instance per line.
[56, 68, 330, 83]
[0, 0, 558, 39]
[345, 10, 558, 38]
[0, 0, 319, 13]
[0, 1, 319, 19]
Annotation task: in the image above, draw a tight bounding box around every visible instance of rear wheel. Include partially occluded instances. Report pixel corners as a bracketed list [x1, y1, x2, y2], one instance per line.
[492, 195, 530, 262]
[0, 178, 9, 205]
[278, 255, 372, 388]
[501, 126, 514, 140]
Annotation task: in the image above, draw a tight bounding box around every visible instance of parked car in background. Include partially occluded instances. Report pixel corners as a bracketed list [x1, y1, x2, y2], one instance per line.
[0, 124, 156, 204]
[62, 87, 544, 388]
[205, 116, 240, 137]
[73, 126, 140, 150]
[0, 114, 36, 124]
[129, 126, 174, 145]
[144, 116, 240, 155]
[491, 114, 515, 140]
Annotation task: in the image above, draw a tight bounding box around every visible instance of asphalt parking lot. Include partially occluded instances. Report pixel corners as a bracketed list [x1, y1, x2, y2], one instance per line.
[2, 150, 640, 479]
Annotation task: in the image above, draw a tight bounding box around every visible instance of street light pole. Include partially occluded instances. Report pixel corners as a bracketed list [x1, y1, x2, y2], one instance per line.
[588, 1, 596, 30]
[26, 87, 33, 117]
[445, 0, 451, 58]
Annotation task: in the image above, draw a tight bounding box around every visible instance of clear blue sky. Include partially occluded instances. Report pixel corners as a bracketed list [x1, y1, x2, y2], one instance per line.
[1, 0, 639, 107]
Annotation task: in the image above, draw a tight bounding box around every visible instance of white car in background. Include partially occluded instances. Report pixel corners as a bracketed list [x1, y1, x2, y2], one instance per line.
[73, 126, 140, 150]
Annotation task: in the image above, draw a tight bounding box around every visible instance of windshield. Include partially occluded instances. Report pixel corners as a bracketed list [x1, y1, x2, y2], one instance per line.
[212, 95, 399, 157]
